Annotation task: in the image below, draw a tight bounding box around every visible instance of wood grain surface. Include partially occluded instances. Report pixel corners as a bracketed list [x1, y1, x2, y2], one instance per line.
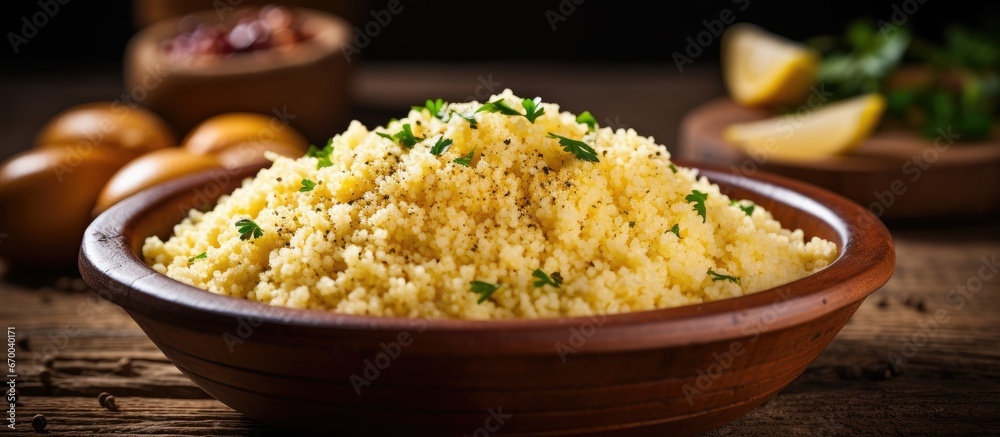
[2, 63, 999, 435]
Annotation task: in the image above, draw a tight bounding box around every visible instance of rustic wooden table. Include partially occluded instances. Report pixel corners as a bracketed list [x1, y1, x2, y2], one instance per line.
[2, 64, 999, 435]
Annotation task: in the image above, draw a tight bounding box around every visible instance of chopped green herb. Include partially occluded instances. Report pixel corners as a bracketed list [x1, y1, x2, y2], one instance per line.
[453, 148, 475, 167]
[470, 281, 501, 303]
[668, 224, 680, 237]
[187, 252, 207, 264]
[477, 97, 545, 124]
[628, 221, 636, 228]
[732, 200, 755, 216]
[546, 133, 599, 162]
[452, 111, 478, 127]
[299, 179, 317, 192]
[476, 99, 521, 116]
[379, 124, 423, 148]
[430, 136, 454, 156]
[686, 190, 708, 223]
[412, 98, 447, 120]
[532, 269, 563, 288]
[521, 97, 545, 123]
[235, 219, 263, 241]
[669, 163, 678, 173]
[551, 272, 564, 285]
[305, 139, 334, 169]
[576, 111, 598, 131]
[708, 269, 741, 285]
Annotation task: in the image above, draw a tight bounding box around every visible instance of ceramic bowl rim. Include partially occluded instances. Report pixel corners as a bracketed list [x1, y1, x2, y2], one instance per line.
[79, 161, 895, 354]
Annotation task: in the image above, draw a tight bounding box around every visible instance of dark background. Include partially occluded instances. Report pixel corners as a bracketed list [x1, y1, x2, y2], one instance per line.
[3, 0, 998, 68]
[2, 0, 997, 162]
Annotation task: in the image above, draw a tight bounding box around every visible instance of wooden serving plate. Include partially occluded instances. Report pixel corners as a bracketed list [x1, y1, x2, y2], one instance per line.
[679, 98, 1000, 220]
[79, 163, 894, 436]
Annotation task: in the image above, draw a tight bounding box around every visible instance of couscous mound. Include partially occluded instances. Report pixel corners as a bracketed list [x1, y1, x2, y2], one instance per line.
[143, 90, 837, 320]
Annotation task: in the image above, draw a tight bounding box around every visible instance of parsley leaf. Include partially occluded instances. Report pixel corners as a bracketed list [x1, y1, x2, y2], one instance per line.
[532, 269, 563, 288]
[576, 111, 598, 131]
[551, 272, 564, 286]
[300, 179, 317, 192]
[628, 221, 636, 228]
[452, 111, 478, 127]
[453, 148, 475, 167]
[412, 98, 447, 120]
[476, 99, 521, 116]
[477, 98, 545, 124]
[732, 200, 755, 216]
[522, 97, 545, 123]
[430, 136, 454, 156]
[470, 281, 501, 303]
[379, 124, 424, 148]
[686, 190, 708, 223]
[708, 269, 741, 285]
[669, 163, 678, 174]
[187, 252, 207, 264]
[546, 133, 599, 162]
[668, 224, 680, 237]
[235, 219, 263, 241]
[306, 139, 334, 169]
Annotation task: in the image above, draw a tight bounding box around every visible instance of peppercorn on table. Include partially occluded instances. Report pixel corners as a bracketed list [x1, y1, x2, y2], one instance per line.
[2, 63, 999, 435]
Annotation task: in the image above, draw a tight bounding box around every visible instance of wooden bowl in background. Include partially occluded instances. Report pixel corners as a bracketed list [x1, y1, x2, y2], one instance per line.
[124, 7, 352, 144]
[79, 163, 894, 435]
[680, 98, 1000, 220]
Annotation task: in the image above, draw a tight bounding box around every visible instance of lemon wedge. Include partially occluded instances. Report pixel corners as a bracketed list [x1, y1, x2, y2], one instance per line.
[722, 23, 819, 107]
[723, 93, 886, 161]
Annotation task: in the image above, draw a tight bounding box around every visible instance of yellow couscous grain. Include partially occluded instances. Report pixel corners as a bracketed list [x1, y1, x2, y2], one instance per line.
[143, 90, 837, 319]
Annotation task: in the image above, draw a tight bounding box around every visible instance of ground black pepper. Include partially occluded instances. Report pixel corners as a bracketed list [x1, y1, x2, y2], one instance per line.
[31, 414, 46, 432]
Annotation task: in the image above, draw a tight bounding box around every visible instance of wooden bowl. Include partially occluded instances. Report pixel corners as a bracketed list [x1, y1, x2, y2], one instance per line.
[79, 163, 894, 435]
[124, 7, 352, 144]
[680, 98, 1000, 220]
[132, 0, 362, 29]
